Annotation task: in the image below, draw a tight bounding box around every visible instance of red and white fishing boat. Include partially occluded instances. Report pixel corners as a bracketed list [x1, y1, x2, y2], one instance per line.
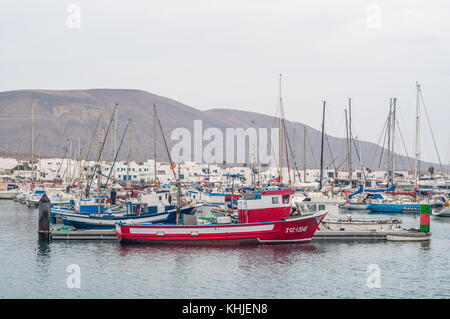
[116, 189, 326, 245]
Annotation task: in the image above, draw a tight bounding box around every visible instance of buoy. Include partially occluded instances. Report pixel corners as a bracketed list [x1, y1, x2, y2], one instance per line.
[420, 205, 431, 233]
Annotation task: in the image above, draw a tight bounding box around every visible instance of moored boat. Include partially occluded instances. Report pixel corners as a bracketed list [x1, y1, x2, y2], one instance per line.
[116, 189, 326, 245]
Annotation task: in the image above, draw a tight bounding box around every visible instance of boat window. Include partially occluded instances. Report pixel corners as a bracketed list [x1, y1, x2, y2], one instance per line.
[272, 196, 279, 204]
[307, 204, 317, 211]
[318, 204, 325, 211]
[282, 195, 289, 204]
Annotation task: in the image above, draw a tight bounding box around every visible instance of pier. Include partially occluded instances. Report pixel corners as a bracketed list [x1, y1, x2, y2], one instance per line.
[313, 229, 430, 241]
[51, 229, 117, 240]
[50, 228, 430, 241]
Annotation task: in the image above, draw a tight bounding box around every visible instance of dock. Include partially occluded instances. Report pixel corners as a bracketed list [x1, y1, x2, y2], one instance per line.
[50, 228, 430, 242]
[51, 229, 117, 240]
[313, 229, 431, 241]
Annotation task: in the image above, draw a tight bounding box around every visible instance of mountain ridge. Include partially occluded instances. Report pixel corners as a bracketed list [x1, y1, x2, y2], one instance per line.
[0, 88, 443, 172]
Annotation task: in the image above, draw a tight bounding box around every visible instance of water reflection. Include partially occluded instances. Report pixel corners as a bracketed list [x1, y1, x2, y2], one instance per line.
[420, 241, 431, 251]
[117, 242, 319, 257]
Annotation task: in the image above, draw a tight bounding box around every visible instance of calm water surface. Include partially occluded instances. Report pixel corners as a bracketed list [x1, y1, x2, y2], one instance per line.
[1, 200, 449, 298]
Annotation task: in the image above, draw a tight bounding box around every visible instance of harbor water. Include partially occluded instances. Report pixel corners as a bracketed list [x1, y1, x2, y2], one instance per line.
[1, 200, 449, 299]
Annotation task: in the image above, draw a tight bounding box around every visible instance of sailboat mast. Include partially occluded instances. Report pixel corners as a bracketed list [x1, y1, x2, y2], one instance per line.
[348, 98, 352, 187]
[391, 98, 396, 186]
[278, 74, 284, 185]
[345, 109, 350, 185]
[319, 101, 326, 190]
[153, 104, 157, 185]
[127, 119, 132, 186]
[176, 162, 181, 225]
[113, 103, 118, 180]
[414, 82, 421, 189]
[293, 127, 296, 184]
[303, 126, 307, 183]
[31, 102, 35, 183]
[387, 99, 392, 186]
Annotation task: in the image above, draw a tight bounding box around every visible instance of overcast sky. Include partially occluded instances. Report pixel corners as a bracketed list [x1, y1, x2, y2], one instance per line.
[1, 0, 449, 165]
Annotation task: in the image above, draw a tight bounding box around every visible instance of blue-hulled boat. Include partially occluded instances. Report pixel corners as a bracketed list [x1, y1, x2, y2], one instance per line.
[61, 202, 202, 229]
[366, 203, 421, 213]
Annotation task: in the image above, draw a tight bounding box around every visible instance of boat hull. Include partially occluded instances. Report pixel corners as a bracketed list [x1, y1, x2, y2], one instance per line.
[61, 205, 200, 229]
[343, 202, 368, 210]
[116, 212, 326, 245]
[433, 207, 450, 217]
[366, 203, 421, 213]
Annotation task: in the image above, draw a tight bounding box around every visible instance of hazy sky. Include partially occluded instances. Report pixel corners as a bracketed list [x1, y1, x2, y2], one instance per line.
[1, 0, 449, 164]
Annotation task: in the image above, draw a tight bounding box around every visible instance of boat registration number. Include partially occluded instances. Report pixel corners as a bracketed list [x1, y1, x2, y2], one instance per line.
[285, 226, 308, 233]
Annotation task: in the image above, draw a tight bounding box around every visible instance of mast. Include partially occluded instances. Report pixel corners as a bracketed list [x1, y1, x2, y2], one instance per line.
[31, 102, 35, 183]
[37, 133, 41, 183]
[250, 120, 255, 187]
[176, 162, 181, 225]
[348, 98, 352, 187]
[345, 109, 350, 185]
[153, 104, 157, 185]
[97, 164, 102, 216]
[303, 126, 307, 183]
[319, 101, 326, 190]
[293, 127, 296, 184]
[414, 82, 421, 189]
[127, 119, 132, 186]
[113, 103, 118, 180]
[278, 74, 284, 185]
[387, 99, 392, 186]
[391, 97, 396, 186]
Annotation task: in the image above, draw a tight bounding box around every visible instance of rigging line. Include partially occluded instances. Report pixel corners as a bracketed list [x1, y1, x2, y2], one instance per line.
[283, 120, 292, 185]
[305, 129, 318, 168]
[351, 137, 366, 181]
[79, 117, 101, 182]
[324, 130, 337, 172]
[71, 128, 91, 184]
[88, 105, 118, 189]
[155, 109, 177, 181]
[281, 120, 302, 183]
[377, 116, 389, 169]
[368, 115, 389, 169]
[394, 116, 414, 172]
[55, 140, 69, 181]
[105, 120, 131, 186]
[419, 90, 444, 171]
[61, 140, 72, 181]
[266, 120, 281, 180]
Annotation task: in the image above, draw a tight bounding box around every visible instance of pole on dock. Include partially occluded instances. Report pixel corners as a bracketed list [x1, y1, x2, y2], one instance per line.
[38, 194, 51, 242]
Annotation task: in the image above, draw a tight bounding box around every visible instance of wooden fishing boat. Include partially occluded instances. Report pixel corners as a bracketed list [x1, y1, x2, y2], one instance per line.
[116, 189, 326, 245]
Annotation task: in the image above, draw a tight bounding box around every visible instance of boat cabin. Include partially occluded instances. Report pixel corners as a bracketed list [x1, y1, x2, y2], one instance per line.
[237, 189, 294, 223]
